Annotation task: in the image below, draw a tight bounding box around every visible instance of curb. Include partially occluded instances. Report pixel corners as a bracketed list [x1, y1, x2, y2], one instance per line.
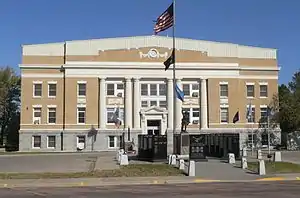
[0, 176, 299, 188]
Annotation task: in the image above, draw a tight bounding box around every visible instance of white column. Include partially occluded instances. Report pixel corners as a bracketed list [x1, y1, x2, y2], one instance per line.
[175, 78, 182, 130]
[201, 78, 208, 129]
[125, 78, 132, 128]
[167, 78, 173, 129]
[133, 78, 140, 129]
[99, 77, 106, 129]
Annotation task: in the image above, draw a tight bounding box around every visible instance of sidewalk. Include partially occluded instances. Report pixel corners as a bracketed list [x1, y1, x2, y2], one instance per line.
[0, 175, 299, 188]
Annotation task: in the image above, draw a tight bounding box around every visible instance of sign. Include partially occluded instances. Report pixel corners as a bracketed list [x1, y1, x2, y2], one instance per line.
[189, 135, 206, 161]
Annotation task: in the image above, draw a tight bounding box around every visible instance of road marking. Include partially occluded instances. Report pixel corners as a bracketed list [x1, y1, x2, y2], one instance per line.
[296, 177, 300, 180]
[257, 177, 284, 181]
[80, 182, 85, 186]
[194, 179, 221, 183]
[3, 184, 7, 188]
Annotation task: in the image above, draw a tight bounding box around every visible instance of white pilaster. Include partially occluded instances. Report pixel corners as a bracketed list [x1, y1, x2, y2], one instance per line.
[175, 78, 182, 130]
[133, 78, 140, 129]
[167, 78, 173, 129]
[125, 78, 132, 128]
[201, 78, 208, 129]
[99, 77, 106, 129]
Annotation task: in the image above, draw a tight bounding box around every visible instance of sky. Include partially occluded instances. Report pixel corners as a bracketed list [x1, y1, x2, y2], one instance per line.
[0, 0, 299, 85]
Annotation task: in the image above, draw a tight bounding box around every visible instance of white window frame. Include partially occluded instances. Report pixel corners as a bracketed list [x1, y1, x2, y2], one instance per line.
[32, 135, 41, 149]
[246, 104, 256, 123]
[246, 82, 255, 98]
[47, 105, 57, 124]
[259, 82, 268, 98]
[47, 135, 56, 149]
[260, 105, 268, 124]
[77, 81, 87, 97]
[182, 82, 199, 98]
[140, 82, 167, 97]
[219, 82, 228, 98]
[220, 105, 229, 124]
[77, 105, 86, 124]
[106, 107, 124, 125]
[181, 107, 200, 125]
[106, 82, 124, 97]
[108, 136, 118, 148]
[32, 105, 42, 124]
[33, 81, 42, 98]
[47, 81, 57, 98]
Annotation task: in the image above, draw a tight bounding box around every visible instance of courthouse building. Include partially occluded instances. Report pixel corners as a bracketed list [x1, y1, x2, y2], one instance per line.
[19, 35, 280, 152]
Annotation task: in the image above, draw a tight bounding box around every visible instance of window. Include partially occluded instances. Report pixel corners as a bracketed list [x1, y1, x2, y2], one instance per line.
[141, 101, 148, 108]
[33, 107, 42, 124]
[260, 85, 268, 97]
[32, 136, 41, 148]
[159, 100, 167, 108]
[77, 107, 86, 124]
[150, 100, 157, 107]
[260, 107, 268, 120]
[77, 83, 86, 97]
[246, 84, 255, 97]
[33, 83, 42, 97]
[159, 84, 166, 96]
[108, 136, 117, 148]
[182, 84, 199, 97]
[220, 107, 229, 123]
[220, 84, 228, 97]
[106, 83, 124, 97]
[141, 84, 148, 96]
[47, 136, 56, 148]
[247, 107, 255, 123]
[48, 83, 56, 97]
[48, 108, 56, 124]
[106, 108, 124, 124]
[150, 84, 157, 96]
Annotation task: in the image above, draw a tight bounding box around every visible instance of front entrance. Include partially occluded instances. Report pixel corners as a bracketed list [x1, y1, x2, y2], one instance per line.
[147, 120, 161, 135]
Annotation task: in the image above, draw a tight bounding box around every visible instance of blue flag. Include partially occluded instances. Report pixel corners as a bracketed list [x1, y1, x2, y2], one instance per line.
[175, 84, 184, 102]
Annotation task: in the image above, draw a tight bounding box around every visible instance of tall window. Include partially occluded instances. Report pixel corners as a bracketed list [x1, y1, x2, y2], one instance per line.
[106, 83, 124, 97]
[220, 107, 229, 123]
[247, 107, 255, 123]
[47, 136, 56, 148]
[77, 107, 86, 124]
[48, 108, 56, 124]
[77, 83, 86, 97]
[108, 136, 117, 148]
[32, 136, 41, 148]
[150, 84, 157, 96]
[220, 84, 228, 97]
[182, 84, 199, 97]
[260, 85, 268, 97]
[140, 83, 166, 96]
[246, 84, 255, 97]
[159, 84, 166, 96]
[141, 84, 148, 96]
[106, 108, 124, 124]
[33, 107, 42, 124]
[48, 83, 56, 97]
[33, 83, 42, 97]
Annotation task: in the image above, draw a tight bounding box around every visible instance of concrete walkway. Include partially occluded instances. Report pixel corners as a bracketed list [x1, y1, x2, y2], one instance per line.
[195, 158, 260, 180]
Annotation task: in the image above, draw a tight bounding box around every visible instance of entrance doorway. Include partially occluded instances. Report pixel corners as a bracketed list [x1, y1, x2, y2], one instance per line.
[147, 120, 161, 135]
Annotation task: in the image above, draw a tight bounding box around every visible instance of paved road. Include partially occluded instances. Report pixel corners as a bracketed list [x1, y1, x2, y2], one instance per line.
[0, 152, 117, 173]
[0, 181, 299, 197]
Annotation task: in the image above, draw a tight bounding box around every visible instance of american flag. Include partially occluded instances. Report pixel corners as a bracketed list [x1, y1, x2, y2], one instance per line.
[154, 3, 174, 34]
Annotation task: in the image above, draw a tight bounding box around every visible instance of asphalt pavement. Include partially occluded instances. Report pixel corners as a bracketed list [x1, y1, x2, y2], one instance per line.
[0, 181, 299, 197]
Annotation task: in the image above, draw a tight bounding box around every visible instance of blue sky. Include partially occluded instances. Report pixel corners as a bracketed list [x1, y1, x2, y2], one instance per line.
[0, 0, 299, 85]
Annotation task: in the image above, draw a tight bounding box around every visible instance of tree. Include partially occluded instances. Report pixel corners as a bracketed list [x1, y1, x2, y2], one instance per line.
[0, 66, 20, 148]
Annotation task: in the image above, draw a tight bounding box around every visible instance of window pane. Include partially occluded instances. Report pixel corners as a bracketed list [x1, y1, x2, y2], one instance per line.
[141, 101, 148, 107]
[78, 84, 86, 96]
[48, 108, 56, 123]
[247, 107, 255, 122]
[159, 84, 166, 96]
[78, 107, 86, 123]
[220, 107, 228, 122]
[33, 136, 41, 148]
[159, 100, 167, 108]
[192, 84, 199, 90]
[34, 84, 42, 96]
[106, 84, 115, 95]
[150, 84, 157, 96]
[247, 85, 254, 97]
[34, 108, 41, 117]
[183, 84, 190, 96]
[141, 84, 148, 96]
[220, 84, 228, 97]
[192, 108, 200, 117]
[109, 136, 115, 147]
[150, 100, 157, 106]
[117, 84, 124, 90]
[48, 84, 56, 97]
[78, 136, 85, 143]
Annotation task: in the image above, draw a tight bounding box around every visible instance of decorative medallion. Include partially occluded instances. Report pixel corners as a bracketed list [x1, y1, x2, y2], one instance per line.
[139, 48, 168, 59]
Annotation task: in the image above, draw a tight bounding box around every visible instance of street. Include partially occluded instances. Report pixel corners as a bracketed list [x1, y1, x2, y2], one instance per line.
[0, 181, 299, 197]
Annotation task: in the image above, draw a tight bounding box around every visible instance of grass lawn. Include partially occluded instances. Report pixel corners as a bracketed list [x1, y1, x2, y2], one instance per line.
[0, 164, 185, 179]
[247, 161, 300, 174]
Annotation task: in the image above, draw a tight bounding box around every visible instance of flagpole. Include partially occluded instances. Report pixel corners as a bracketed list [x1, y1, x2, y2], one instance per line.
[172, 0, 176, 137]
